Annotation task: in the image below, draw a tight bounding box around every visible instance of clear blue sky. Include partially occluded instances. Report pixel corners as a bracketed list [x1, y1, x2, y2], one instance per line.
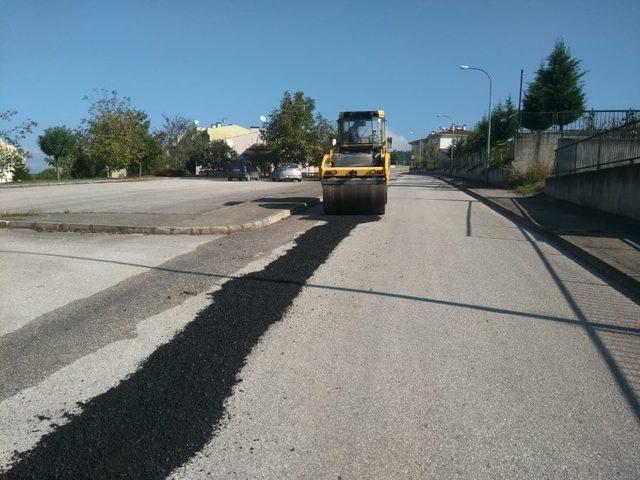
[2, 0, 639, 171]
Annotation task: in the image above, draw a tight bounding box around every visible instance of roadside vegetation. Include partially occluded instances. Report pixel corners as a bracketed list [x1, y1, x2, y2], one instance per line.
[390, 151, 411, 165]
[260, 90, 334, 168]
[3, 89, 337, 182]
[0, 110, 37, 181]
[4, 40, 589, 186]
[510, 161, 554, 196]
[520, 40, 586, 131]
[438, 39, 587, 195]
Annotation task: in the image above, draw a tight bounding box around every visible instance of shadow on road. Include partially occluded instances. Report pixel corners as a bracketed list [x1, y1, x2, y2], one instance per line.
[390, 182, 458, 190]
[2, 249, 637, 338]
[253, 196, 319, 209]
[515, 223, 640, 423]
[451, 171, 640, 423]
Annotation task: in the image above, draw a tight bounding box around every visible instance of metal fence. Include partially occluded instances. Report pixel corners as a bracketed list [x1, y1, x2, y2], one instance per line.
[435, 152, 485, 172]
[553, 120, 640, 175]
[520, 110, 640, 136]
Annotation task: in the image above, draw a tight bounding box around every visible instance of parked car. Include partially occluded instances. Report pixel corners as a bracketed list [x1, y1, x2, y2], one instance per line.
[272, 163, 303, 182]
[227, 160, 259, 181]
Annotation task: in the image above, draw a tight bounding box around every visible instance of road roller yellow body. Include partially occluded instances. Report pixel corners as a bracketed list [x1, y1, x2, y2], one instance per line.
[321, 110, 391, 215]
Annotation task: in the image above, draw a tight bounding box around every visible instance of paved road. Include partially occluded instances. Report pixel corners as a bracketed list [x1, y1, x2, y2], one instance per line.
[0, 230, 216, 335]
[1, 174, 639, 478]
[0, 177, 311, 214]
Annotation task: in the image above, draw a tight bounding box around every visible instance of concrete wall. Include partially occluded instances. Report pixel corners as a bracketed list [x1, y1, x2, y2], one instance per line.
[555, 137, 640, 175]
[545, 163, 640, 220]
[485, 166, 513, 186]
[430, 164, 513, 187]
[513, 132, 591, 173]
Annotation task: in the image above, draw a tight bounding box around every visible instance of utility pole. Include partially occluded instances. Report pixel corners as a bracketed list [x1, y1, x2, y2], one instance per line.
[517, 68, 524, 131]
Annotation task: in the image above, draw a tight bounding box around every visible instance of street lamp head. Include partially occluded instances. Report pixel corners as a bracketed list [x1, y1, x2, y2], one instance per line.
[460, 65, 470, 70]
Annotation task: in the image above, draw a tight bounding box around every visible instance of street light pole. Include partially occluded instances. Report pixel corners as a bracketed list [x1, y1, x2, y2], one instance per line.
[460, 65, 493, 166]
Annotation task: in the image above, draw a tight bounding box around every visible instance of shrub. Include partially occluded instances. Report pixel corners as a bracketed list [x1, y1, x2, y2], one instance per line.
[154, 166, 184, 177]
[510, 161, 553, 195]
[32, 167, 59, 180]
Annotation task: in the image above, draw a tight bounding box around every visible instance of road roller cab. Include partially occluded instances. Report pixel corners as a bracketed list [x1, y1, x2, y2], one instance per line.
[321, 110, 391, 215]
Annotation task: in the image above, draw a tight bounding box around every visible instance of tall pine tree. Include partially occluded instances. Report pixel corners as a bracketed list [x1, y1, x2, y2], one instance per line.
[522, 40, 586, 131]
[11, 159, 31, 180]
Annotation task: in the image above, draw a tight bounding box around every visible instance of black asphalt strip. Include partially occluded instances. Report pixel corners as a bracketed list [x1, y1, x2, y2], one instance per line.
[1, 215, 378, 480]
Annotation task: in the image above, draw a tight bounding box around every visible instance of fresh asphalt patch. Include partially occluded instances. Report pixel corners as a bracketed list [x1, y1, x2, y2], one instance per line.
[1, 214, 379, 479]
[1, 213, 313, 401]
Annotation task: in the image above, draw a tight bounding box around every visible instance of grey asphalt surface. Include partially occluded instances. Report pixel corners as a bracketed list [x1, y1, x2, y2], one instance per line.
[1, 173, 639, 478]
[0, 177, 311, 215]
[0, 230, 215, 335]
[0, 177, 321, 234]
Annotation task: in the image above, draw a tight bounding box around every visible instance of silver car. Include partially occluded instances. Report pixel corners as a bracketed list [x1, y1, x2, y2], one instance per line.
[272, 163, 303, 182]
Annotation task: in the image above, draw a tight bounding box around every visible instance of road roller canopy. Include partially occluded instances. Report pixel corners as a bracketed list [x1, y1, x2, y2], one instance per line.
[337, 111, 386, 151]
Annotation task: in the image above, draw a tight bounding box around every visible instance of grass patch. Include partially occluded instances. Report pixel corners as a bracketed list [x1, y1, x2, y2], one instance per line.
[514, 181, 545, 196]
[510, 161, 553, 196]
[0, 209, 39, 218]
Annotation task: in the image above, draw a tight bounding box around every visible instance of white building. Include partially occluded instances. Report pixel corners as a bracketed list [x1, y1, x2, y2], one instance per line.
[199, 123, 263, 155]
[195, 122, 265, 175]
[410, 125, 470, 163]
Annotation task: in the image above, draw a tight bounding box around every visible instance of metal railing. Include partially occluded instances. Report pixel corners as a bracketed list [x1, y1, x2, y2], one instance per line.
[435, 152, 485, 172]
[519, 109, 640, 136]
[553, 120, 640, 176]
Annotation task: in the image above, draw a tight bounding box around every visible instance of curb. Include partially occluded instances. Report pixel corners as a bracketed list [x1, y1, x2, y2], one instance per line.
[0, 177, 164, 189]
[433, 174, 640, 296]
[0, 198, 321, 236]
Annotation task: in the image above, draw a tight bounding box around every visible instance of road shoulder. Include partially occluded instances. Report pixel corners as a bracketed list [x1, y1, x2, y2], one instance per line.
[433, 174, 640, 296]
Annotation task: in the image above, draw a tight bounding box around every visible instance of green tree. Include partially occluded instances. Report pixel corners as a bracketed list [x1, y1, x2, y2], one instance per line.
[454, 116, 487, 158]
[155, 114, 197, 172]
[138, 134, 164, 176]
[522, 39, 586, 131]
[38, 126, 79, 181]
[453, 97, 518, 163]
[261, 91, 334, 167]
[11, 159, 32, 181]
[310, 114, 336, 166]
[197, 139, 238, 175]
[0, 110, 37, 182]
[32, 167, 59, 180]
[70, 152, 95, 178]
[182, 130, 210, 175]
[390, 151, 411, 165]
[491, 96, 518, 143]
[520, 72, 549, 131]
[83, 90, 151, 177]
[70, 136, 95, 178]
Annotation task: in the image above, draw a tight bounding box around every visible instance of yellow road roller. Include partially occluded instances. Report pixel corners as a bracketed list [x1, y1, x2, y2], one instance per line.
[321, 110, 391, 215]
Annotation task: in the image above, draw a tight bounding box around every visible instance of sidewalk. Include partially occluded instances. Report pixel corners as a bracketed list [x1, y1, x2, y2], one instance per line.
[0, 185, 321, 235]
[437, 175, 640, 294]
